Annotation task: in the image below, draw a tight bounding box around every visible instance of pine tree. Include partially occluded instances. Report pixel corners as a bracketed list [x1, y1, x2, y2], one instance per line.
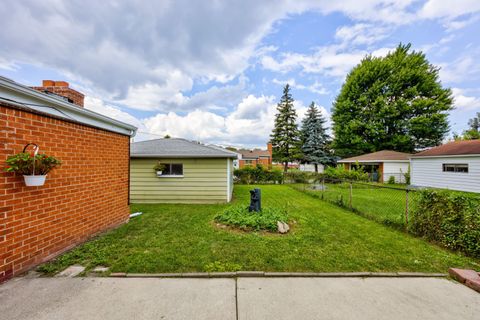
[301, 102, 332, 172]
[270, 84, 301, 172]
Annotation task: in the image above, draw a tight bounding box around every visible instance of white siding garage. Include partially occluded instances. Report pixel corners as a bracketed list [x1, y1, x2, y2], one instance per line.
[383, 161, 410, 183]
[411, 156, 480, 193]
[410, 140, 480, 193]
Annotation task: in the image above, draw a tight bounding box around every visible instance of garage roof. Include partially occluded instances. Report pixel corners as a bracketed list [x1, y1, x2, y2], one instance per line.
[411, 140, 480, 157]
[131, 138, 238, 158]
[338, 150, 412, 163]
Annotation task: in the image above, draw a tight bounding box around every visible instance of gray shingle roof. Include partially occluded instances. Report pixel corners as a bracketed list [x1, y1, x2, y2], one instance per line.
[131, 138, 238, 158]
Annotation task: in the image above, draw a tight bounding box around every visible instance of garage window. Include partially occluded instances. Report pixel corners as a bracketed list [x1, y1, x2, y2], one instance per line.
[160, 163, 183, 176]
[442, 164, 468, 173]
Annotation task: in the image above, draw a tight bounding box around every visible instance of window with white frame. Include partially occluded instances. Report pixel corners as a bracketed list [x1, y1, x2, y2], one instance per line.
[442, 163, 468, 173]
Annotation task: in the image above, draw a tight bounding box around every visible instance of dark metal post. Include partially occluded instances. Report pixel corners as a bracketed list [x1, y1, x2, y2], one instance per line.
[405, 189, 409, 226]
[349, 181, 353, 210]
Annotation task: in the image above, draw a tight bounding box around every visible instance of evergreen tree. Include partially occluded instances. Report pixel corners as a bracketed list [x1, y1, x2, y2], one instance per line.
[270, 84, 301, 172]
[300, 102, 332, 172]
[332, 43, 453, 158]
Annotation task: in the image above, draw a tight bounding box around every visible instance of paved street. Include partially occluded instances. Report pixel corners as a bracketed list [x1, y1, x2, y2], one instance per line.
[1, 276, 479, 320]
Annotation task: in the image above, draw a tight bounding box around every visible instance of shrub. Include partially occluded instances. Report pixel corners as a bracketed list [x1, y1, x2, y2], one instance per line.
[215, 205, 288, 232]
[387, 176, 396, 184]
[284, 170, 310, 184]
[410, 189, 480, 258]
[234, 165, 283, 184]
[402, 167, 411, 185]
[323, 166, 369, 181]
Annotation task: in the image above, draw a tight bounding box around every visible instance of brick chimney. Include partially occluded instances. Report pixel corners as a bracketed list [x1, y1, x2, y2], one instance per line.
[32, 80, 85, 107]
[267, 143, 273, 157]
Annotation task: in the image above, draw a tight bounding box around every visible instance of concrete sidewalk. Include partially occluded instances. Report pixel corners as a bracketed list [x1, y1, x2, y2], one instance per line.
[1, 276, 479, 320]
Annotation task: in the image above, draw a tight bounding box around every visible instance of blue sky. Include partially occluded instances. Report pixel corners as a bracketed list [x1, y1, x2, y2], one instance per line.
[1, 1, 479, 147]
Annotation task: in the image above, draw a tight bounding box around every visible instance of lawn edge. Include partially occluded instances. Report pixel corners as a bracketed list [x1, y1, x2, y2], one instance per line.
[111, 271, 448, 278]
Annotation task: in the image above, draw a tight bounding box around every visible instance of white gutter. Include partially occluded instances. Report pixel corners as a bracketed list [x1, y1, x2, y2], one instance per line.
[131, 154, 238, 158]
[338, 160, 410, 163]
[410, 154, 480, 159]
[0, 76, 137, 136]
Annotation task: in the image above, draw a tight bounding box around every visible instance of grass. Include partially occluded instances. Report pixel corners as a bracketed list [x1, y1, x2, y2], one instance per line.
[296, 182, 415, 227]
[37, 185, 479, 275]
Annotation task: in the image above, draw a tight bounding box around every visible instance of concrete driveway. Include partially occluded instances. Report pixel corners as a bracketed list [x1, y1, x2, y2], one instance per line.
[1, 276, 479, 320]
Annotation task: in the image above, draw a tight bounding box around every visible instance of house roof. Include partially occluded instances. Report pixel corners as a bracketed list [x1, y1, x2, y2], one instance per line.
[0, 76, 137, 136]
[237, 149, 271, 159]
[131, 138, 238, 158]
[338, 150, 412, 163]
[411, 140, 480, 157]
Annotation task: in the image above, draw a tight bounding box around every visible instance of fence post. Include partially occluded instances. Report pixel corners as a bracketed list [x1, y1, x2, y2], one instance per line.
[405, 189, 409, 226]
[349, 181, 353, 210]
[321, 177, 325, 200]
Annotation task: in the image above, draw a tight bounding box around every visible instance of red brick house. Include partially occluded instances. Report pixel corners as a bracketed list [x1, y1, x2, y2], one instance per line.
[237, 143, 272, 168]
[0, 78, 136, 283]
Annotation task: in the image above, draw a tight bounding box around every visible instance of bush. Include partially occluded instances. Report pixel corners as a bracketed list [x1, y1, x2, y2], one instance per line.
[215, 205, 288, 232]
[402, 167, 411, 185]
[284, 170, 311, 184]
[410, 189, 480, 258]
[323, 166, 369, 181]
[234, 165, 283, 184]
[387, 176, 396, 184]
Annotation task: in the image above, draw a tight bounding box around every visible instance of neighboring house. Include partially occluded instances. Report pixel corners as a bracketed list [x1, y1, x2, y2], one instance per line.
[0, 78, 136, 283]
[130, 138, 237, 203]
[338, 150, 411, 183]
[410, 140, 480, 193]
[237, 143, 272, 168]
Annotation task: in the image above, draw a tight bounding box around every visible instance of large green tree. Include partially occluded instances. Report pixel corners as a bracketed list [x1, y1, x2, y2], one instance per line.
[270, 84, 301, 172]
[300, 102, 333, 172]
[332, 43, 453, 158]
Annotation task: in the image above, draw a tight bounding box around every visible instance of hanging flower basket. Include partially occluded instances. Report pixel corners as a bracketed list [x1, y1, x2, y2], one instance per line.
[23, 175, 47, 186]
[4, 143, 61, 187]
[153, 162, 166, 177]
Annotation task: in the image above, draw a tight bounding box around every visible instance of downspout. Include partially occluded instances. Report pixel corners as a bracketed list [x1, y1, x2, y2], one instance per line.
[128, 137, 131, 205]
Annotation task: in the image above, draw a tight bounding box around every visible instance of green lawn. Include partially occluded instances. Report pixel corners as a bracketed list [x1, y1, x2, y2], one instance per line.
[38, 185, 479, 275]
[296, 182, 416, 227]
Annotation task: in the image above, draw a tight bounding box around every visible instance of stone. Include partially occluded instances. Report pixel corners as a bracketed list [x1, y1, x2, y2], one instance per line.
[277, 221, 290, 234]
[93, 266, 109, 273]
[56, 265, 85, 278]
[448, 268, 480, 283]
[466, 279, 480, 293]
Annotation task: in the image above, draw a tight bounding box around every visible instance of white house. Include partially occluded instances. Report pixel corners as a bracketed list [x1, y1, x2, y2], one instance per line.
[338, 150, 411, 183]
[410, 140, 480, 193]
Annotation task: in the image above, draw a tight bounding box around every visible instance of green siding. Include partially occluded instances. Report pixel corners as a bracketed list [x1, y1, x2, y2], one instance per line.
[130, 158, 233, 203]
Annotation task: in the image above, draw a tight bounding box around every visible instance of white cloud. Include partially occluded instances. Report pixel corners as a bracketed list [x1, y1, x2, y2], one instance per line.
[452, 88, 480, 111]
[272, 78, 329, 95]
[439, 55, 480, 83]
[419, 0, 480, 20]
[262, 45, 394, 79]
[335, 23, 390, 46]
[136, 94, 332, 147]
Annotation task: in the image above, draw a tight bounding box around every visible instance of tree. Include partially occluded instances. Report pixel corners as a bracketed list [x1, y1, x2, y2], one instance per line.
[300, 102, 333, 172]
[331, 43, 453, 158]
[458, 112, 480, 140]
[270, 84, 301, 172]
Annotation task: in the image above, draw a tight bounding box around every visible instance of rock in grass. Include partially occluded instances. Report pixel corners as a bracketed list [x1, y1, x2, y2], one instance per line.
[277, 221, 290, 234]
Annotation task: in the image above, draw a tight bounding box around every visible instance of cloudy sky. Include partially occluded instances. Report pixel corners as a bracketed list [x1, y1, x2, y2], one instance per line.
[1, 0, 479, 147]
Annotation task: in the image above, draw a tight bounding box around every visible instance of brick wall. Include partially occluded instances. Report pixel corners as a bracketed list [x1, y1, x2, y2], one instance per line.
[0, 104, 130, 283]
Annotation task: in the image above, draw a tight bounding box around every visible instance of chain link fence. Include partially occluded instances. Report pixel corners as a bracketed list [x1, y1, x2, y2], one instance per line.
[294, 178, 419, 228]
